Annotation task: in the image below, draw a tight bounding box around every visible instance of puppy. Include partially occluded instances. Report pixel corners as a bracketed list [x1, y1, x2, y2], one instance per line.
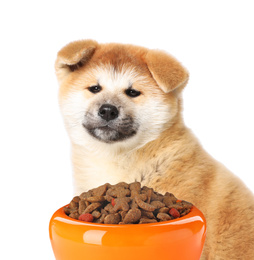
[55, 40, 254, 259]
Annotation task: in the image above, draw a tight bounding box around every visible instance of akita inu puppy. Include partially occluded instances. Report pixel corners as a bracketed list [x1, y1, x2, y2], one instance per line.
[55, 40, 254, 259]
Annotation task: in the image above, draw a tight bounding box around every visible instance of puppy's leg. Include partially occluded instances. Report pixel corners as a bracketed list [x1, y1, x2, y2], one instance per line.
[201, 184, 254, 259]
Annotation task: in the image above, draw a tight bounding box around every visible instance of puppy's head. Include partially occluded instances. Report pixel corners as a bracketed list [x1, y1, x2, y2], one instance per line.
[55, 40, 188, 153]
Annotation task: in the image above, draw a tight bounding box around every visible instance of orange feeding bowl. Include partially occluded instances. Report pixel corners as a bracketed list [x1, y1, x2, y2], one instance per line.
[49, 205, 206, 260]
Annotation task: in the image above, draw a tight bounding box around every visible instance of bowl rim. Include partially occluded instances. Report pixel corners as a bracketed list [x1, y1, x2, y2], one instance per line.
[51, 204, 205, 229]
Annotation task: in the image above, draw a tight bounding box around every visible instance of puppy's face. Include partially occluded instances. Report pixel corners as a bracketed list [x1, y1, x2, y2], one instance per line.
[56, 41, 188, 152]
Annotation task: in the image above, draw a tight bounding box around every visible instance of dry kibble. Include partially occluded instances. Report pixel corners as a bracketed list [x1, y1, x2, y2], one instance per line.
[86, 196, 105, 203]
[95, 213, 106, 223]
[69, 200, 79, 209]
[129, 182, 141, 192]
[139, 218, 157, 224]
[146, 188, 153, 204]
[104, 194, 114, 202]
[107, 187, 131, 198]
[104, 213, 121, 224]
[181, 208, 191, 216]
[164, 192, 177, 203]
[72, 196, 80, 203]
[150, 200, 165, 209]
[123, 208, 141, 224]
[157, 213, 172, 221]
[158, 207, 169, 213]
[79, 190, 93, 200]
[151, 192, 164, 202]
[91, 210, 101, 219]
[172, 203, 184, 211]
[113, 197, 131, 212]
[139, 193, 147, 201]
[64, 207, 71, 215]
[131, 190, 139, 198]
[64, 182, 193, 224]
[113, 182, 129, 189]
[78, 200, 87, 214]
[130, 199, 139, 209]
[104, 203, 115, 213]
[181, 200, 193, 209]
[119, 211, 128, 221]
[83, 202, 101, 213]
[91, 183, 108, 196]
[141, 209, 155, 219]
[69, 211, 79, 220]
[135, 196, 156, 212]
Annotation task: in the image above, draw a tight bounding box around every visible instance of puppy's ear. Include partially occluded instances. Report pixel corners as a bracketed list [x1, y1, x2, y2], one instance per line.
[145, 49, 189, 93]
[55, 39, 98, 82]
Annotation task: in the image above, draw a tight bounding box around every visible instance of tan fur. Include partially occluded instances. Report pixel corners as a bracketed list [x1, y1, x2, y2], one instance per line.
[56, 40, 254, 260]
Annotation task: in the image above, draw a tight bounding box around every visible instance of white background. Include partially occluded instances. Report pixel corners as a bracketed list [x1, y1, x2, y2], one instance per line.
[1, 1, 253, 259]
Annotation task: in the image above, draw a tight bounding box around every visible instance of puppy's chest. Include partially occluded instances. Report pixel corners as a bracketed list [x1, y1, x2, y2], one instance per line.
[82, 152, 171, 191]
[82, 156, 142, 188]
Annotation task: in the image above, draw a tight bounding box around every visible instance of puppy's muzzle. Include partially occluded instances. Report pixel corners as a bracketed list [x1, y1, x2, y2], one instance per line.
[83, 102, 138, 143]
[98, 104, 119, 122]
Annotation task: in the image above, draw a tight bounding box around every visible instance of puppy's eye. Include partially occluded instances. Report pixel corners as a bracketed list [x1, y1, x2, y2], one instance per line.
[88, 85, 102, 94]
[125, 88, 141, 98]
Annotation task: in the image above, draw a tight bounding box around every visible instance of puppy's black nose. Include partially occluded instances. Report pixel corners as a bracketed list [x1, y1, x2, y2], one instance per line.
[98, 104, 119, 121]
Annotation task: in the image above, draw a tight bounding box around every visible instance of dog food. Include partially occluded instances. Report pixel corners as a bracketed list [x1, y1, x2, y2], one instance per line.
[64, 182, 193, 224]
